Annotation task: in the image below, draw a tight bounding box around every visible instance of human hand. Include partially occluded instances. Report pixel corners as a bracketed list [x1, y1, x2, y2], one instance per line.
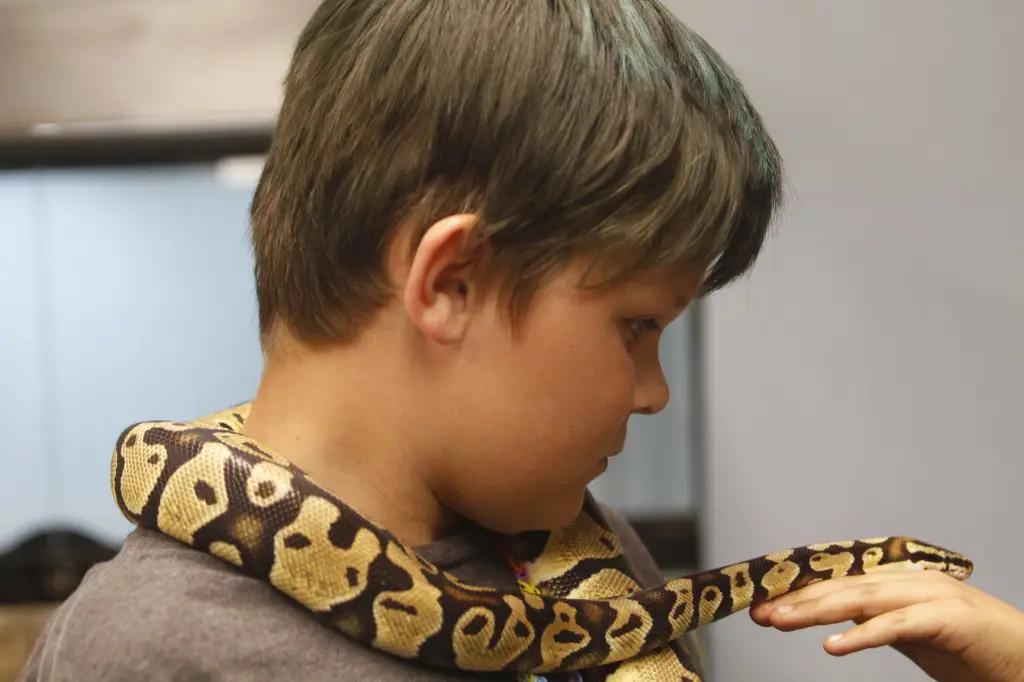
[749, 567, 1024, 682]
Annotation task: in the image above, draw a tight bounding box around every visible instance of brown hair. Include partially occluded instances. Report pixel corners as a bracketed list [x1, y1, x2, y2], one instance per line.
[250, 0, 784, 345]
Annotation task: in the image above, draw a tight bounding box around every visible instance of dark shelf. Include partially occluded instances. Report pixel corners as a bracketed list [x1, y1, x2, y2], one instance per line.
[0, 129, 272, 170]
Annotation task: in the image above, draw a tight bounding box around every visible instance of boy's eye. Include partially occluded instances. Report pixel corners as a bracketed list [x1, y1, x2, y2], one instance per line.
[624, 318, 662, 341]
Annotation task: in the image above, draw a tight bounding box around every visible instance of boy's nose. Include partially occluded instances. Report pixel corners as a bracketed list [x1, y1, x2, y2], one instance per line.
[632, 365, 670, 415]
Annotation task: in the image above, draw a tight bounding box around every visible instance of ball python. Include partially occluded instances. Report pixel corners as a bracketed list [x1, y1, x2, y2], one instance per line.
[110, 402, 973, 681]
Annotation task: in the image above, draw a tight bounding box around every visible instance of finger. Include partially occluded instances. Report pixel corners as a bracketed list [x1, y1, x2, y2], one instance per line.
[762, 576, 959, 632]
[750, 601, 774, 625]
[821, 601, 960, 656]
[759, 567, 956, 611]
[751, 570, 923, 624]
[749, 569, 962, 626]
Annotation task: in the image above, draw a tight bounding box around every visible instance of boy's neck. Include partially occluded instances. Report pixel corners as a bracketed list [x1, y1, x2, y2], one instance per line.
[241, 335, 463, 548]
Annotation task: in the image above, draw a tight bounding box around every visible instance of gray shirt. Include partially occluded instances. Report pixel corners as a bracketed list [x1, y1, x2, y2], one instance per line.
[18, 507, 704, 681]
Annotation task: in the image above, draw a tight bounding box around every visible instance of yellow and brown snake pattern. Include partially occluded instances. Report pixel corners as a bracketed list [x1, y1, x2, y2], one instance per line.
[110, 403, 974, 681]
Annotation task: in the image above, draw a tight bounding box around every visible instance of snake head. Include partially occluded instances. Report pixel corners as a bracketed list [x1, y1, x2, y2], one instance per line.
[900, 538, 974, 581]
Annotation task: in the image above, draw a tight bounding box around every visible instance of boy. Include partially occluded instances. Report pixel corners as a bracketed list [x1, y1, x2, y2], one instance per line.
[19, 0, 782, 680]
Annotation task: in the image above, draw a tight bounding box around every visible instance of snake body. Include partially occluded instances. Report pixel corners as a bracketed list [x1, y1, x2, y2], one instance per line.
[110, 402, 973, 680]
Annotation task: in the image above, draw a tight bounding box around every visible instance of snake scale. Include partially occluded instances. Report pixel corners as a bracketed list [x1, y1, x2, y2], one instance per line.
[110, 402, 973, 681]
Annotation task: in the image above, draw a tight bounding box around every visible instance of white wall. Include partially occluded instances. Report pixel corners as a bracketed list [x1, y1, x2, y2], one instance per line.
[665, 1, 1024, 680]
[0, 166, 265, 546]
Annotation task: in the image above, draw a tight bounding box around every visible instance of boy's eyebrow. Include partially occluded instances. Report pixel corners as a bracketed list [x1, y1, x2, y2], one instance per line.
[669, 281, 701, 309]
[643, 291, 693, 314]
[661, 295, 694, 316]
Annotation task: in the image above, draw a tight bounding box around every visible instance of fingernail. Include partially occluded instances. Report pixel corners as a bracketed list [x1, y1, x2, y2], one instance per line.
[774, 605, 793, 615]
[827, 633, 844, 643]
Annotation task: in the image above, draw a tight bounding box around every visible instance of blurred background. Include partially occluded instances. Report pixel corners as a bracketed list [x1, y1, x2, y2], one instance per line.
[0, 1, 1020, 680]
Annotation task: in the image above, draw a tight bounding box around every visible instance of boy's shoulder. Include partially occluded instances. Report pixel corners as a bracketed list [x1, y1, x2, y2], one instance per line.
[17, 527, 486, 682]
[17, 506, 673, 682]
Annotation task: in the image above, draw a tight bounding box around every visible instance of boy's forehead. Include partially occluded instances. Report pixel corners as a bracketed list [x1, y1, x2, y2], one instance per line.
[567, 256, 703, 306]
[621, 266, 703, 303]
[630, 262, 703, 287]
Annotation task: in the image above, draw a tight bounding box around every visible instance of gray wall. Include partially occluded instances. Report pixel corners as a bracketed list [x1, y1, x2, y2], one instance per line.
[665, 1, 1024, 680]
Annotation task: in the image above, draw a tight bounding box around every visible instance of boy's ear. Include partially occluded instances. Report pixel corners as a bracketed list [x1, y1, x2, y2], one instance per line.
[402, 213, 482, 345]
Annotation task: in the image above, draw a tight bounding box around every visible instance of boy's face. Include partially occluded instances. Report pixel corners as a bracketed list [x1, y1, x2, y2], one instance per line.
[428, 257, 699, 535]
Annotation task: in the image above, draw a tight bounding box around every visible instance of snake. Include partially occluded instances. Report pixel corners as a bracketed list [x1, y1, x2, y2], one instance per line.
[110, 402, 974, 681]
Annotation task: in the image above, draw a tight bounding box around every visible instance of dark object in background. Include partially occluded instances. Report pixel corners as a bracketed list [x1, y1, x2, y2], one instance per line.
[628, 514, 700, 571]
[0, 529, 118, 604]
